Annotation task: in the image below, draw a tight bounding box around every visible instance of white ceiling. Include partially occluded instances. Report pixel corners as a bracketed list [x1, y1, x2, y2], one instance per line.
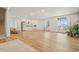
[9, 7, 79, 20]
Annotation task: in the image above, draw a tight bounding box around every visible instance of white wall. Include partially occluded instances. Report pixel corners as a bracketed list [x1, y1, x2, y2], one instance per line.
[9, 17, 21, 31]
[36, 20, 48, 30]
[6, 15, 48, 33]
[48, 18, 58, 32]
[70, 13, 79, 25]
[48, 13, 79, 32]
[5, 9, 21, 37]
[5, 8, 79, 37]
[22, 20, 48, 30]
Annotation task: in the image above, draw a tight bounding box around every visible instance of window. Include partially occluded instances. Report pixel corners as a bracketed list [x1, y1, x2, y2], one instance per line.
[57, 16, 70, 32]
[57, 16, 69, 26]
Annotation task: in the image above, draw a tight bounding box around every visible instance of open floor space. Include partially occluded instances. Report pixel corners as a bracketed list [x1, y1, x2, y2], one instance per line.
[10, 30, 79, 52]
[0, 7, 79, 52]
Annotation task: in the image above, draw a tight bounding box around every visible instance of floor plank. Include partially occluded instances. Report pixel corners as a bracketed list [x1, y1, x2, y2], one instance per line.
[10, 30, 79, 52]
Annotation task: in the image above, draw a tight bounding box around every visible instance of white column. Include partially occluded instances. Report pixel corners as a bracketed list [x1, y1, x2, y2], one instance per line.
[5, 8, 11, 37]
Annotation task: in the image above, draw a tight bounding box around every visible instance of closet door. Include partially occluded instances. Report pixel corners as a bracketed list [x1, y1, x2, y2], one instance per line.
[0, 8, 6, 34]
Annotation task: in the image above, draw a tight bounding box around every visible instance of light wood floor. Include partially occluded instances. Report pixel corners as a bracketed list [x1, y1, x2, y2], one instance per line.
[10, 30, 79, 52]
[0, 39, 7, 43]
